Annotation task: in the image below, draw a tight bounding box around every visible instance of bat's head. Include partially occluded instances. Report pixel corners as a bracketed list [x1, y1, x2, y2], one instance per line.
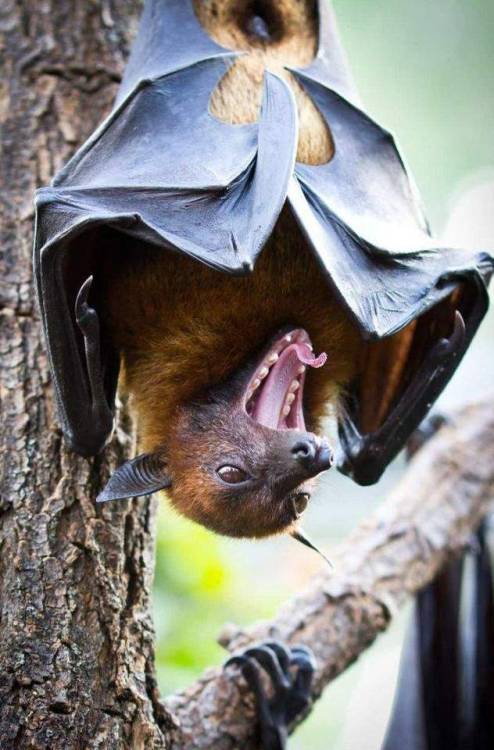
[98, 328, 333, 538]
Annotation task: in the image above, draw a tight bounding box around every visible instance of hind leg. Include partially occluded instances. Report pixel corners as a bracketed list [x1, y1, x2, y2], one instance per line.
[225, 640, 316, 750]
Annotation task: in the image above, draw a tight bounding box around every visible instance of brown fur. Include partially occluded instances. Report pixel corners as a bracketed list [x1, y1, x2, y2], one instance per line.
[102, 208, 360, 454]
[162, 395, 322, 538]
[101, 208, 360, 538]
[99, 1, 361, 537]
[193, 0, 333, 165]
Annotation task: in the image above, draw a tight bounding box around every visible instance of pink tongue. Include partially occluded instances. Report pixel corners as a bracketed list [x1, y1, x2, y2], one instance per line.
[296, 345, 326, 368]
[252, 343, 327, 429]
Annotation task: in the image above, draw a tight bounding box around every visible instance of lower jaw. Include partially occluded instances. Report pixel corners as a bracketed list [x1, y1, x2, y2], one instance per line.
[192, 511, 297, 540]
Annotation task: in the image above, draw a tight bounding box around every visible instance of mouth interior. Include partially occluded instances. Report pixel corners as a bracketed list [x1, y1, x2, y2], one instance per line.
[244, 329, 327, 430]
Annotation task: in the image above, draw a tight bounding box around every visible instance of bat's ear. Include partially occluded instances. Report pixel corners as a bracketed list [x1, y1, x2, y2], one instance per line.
[97, 453, 171, 503]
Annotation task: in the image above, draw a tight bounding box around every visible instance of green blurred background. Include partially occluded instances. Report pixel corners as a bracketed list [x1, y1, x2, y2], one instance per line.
[153, 1, 494, 746]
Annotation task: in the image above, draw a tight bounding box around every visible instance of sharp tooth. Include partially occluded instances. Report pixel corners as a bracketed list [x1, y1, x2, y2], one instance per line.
[285, 334, 292, 343]
[286, 393, 295, 405]
[289, 380, 300, 392]
[298, 365, 306, 375]
[267, 353, 279, 364]
[282, 404, 291, 417]
[253, 378, 261, 390]
[259, 367, 269, 379]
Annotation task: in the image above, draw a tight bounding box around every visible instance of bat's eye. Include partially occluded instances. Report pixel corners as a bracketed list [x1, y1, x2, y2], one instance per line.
[216, 465, 250, 484]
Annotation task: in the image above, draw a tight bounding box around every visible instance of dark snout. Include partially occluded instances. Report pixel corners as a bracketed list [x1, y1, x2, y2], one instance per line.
[291, 434, 333, 477]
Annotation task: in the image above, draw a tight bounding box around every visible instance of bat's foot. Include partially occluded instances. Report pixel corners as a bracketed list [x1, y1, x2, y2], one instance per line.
[225, 640, 315, 750]
[406, 412, 449, 459]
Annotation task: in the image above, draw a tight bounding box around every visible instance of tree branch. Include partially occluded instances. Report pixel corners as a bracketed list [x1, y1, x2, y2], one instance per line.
[165, 397, 494, 749]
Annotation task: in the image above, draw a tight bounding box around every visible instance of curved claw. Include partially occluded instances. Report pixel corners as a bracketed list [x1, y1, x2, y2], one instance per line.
[225, 653, 272, 730]
[224, 640, 317, 750]
[431, 309, 466, 362]
[224, 653, 250, 670]
[263, 641, 291, 673]
[70, 276, 115, 453]
[447, 310, 467, 352]
[75, 275, 95, 326]
[287, 646, 317, 719]
[290, 644, 317, 671]
[242, 646, 291, 690]
[74, 276, 111, 414]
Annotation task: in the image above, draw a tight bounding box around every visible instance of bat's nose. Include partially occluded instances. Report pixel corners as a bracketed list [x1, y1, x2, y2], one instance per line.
[291, 435, 333, 476]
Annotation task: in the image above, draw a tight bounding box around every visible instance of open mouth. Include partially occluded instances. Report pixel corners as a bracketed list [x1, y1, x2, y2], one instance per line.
[244, 328, 327, 430]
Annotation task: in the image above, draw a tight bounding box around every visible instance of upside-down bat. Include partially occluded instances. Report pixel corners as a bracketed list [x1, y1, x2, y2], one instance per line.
[34, 0, 492, 540]
[33, 1, 493, 746]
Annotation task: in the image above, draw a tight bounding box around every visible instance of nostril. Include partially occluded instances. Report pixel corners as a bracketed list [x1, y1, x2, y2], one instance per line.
[291, 436, 333, 475]
[291, 438, 316, 463]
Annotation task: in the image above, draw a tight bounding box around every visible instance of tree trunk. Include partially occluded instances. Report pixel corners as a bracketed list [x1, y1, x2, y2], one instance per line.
[0, 2, 173, 748]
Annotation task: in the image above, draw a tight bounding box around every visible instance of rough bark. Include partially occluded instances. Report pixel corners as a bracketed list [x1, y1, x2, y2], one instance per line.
[0, 2, 174, 748]
[165, 398, 494, 749]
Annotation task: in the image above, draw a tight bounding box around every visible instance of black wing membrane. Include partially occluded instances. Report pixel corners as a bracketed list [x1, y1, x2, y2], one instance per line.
[382, 557, 464, 750]
[34, 0, 492, 476]
[285, 51, 492, 483]
[382, 522, 494, 750]
[34, 1, 298, 456]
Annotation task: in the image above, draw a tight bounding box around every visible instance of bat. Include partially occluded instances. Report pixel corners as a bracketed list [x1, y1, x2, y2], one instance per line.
[382, 522, 494, 750]
[33, 0, 492, 526]
[383, 557, 464, 750]
[33, 0, 493, 540]
[32, 1, 493, 746]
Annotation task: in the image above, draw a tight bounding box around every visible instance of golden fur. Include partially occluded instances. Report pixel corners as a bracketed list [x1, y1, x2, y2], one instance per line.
[99, 1, 362, 536]
[193, 0, 333, 165]
[102, 1, 359, 454]
[103, 209, 360, 453]
[96, 1, 432, 538]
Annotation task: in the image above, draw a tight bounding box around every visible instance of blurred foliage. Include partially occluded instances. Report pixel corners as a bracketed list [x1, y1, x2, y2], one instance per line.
[153, 0, 493, 744]
[333, 0, 494, 229]
[153, 503, 293, 693]
[153, 506, 229, 690]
